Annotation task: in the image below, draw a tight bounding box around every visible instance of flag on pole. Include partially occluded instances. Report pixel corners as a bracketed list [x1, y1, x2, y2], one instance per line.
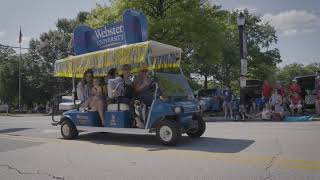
[18, 27, 22, 44]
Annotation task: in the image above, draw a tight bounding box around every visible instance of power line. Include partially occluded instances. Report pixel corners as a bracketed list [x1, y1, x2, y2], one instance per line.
[0, 44, 29, 50]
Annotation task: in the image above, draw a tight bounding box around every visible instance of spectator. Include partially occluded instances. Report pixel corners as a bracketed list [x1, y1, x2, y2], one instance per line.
[290, 92, 302, 115]
[46, 101, 51, 114]
[261, 103, 272, 120]
[223, 86, 234, 119]
[315, 89, 320, 115]
[269, 89, 282, 109]
[261, 80, 273, 105]
[315, 71, 320, 92]
[289, 79, 301, 95]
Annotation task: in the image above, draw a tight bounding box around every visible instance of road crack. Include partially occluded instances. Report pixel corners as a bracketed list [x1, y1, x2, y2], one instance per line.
[263, 137, 282, 180]
[0, 164, 64, 180]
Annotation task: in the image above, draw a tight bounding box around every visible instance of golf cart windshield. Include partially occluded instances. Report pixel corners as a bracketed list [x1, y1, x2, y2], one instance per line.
[156, 72, 193, 99]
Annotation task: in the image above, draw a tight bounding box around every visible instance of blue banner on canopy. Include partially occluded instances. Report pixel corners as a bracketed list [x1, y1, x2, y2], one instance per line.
[73, 9, 148, 55]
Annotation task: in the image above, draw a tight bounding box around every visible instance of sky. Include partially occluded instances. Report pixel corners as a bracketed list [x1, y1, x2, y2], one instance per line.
[0, 0, 319, 67]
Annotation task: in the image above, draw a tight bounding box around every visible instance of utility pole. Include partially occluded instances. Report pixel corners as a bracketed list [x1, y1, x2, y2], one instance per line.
[18, 26, 22, 111]
[237, 12, 247, 105]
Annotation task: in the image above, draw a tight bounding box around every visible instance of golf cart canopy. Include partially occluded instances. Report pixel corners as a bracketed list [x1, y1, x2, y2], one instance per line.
[54, 41, 182, 78]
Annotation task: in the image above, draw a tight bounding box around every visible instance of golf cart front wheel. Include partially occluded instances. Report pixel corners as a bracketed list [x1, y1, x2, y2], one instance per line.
[156, 120, 181, 146]
[61, 120, 78, 139]
[187, 115, 206, 138]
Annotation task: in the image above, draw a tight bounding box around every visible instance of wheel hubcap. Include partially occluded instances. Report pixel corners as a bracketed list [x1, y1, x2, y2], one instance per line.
[62, 124, 70, 136]
[159, 126, 173, 142]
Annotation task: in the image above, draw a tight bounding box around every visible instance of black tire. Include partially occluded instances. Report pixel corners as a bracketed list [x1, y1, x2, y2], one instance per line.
[187, 115, 206, 138]
[156, 120, 181, 146]
[60, 119, 78, 139]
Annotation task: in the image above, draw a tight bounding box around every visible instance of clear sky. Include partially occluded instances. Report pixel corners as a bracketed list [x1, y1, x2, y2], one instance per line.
[0, 0, 319, 67]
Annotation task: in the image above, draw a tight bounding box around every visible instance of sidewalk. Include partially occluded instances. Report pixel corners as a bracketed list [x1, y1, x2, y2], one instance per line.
[203, 116, 241, 122]
[204, 115, 320, 122]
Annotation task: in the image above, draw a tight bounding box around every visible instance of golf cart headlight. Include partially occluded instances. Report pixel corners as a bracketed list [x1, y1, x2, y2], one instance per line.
[173, 106, 182, 113]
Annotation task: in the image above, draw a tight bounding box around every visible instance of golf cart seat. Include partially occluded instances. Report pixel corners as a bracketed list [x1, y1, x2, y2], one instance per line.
[58, 96, 81, 111]
[59, 100, 81, 111]
[107, 103, 130, 111]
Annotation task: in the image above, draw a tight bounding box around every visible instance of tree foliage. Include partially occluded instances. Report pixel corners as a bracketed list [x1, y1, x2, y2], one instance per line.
[277, 63, 320, 86]
[0, 1, 287, 108]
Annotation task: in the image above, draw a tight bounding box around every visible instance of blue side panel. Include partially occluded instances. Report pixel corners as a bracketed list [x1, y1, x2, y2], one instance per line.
[146, 100, 175, 129]
[123, 9, 148, 44]
[63, 110, 101, 126]
[104, 111, 132, 128]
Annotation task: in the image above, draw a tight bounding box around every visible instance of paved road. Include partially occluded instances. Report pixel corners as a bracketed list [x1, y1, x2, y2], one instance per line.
[0, 115, 320, 180]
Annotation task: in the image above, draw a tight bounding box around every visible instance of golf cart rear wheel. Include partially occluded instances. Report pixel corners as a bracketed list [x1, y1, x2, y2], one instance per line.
[156, 120, 181, 146]
[187, 115, 206, 138]
[61, 120, 78, 139]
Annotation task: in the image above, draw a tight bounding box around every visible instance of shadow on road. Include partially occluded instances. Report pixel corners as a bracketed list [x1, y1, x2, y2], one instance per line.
[75, 132, 254, 153]
[0, 128, 33, 134]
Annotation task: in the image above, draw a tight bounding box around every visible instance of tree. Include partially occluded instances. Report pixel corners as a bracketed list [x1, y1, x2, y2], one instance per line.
[209, 9, 281, 91]
[0, 45, 19, 105]
[18, 11, 89, 107]
[0, 46, 34, 107]
[243, 10, 281, 82]
[277, 63, 320, 86]
[86, 0, 225, 89]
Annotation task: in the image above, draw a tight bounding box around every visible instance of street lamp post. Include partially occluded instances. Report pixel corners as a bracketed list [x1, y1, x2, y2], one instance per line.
[237, 12, 246, 105]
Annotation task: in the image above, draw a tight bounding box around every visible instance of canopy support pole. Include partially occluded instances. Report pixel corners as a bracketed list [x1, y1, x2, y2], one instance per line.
[72, 64, 76, 105]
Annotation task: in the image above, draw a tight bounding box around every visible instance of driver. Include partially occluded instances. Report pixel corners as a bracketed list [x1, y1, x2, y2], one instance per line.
[133, 67, 154, 106]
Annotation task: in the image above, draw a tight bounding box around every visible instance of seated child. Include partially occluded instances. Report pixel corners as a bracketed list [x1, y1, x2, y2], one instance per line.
[261, 103, 272, 120]
[271, 104, 285, 121]
[289, 92, 302, 114]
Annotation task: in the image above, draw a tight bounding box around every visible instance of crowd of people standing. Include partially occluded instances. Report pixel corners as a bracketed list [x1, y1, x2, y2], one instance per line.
[222, 72, 320, 120]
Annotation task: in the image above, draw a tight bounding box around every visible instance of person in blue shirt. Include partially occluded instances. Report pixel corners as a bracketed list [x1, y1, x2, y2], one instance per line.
[223, 86, 234, 119]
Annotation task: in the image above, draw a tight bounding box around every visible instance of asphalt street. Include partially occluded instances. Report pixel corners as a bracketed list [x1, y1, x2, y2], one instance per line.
[0, 115, 320, 180]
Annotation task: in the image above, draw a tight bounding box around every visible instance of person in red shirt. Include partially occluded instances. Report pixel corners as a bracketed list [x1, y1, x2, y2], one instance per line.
[315, 89, 320, 115]
[290, 92, 302, 114]
[262, 80, 273, 100]
[289, 79, 301, 95]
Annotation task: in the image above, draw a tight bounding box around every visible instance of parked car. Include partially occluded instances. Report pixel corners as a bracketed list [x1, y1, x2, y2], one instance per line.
[197, 88, 223, 112]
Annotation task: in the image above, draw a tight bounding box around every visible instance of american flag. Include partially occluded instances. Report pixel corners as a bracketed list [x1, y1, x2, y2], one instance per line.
[18, 27, 22, 44]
